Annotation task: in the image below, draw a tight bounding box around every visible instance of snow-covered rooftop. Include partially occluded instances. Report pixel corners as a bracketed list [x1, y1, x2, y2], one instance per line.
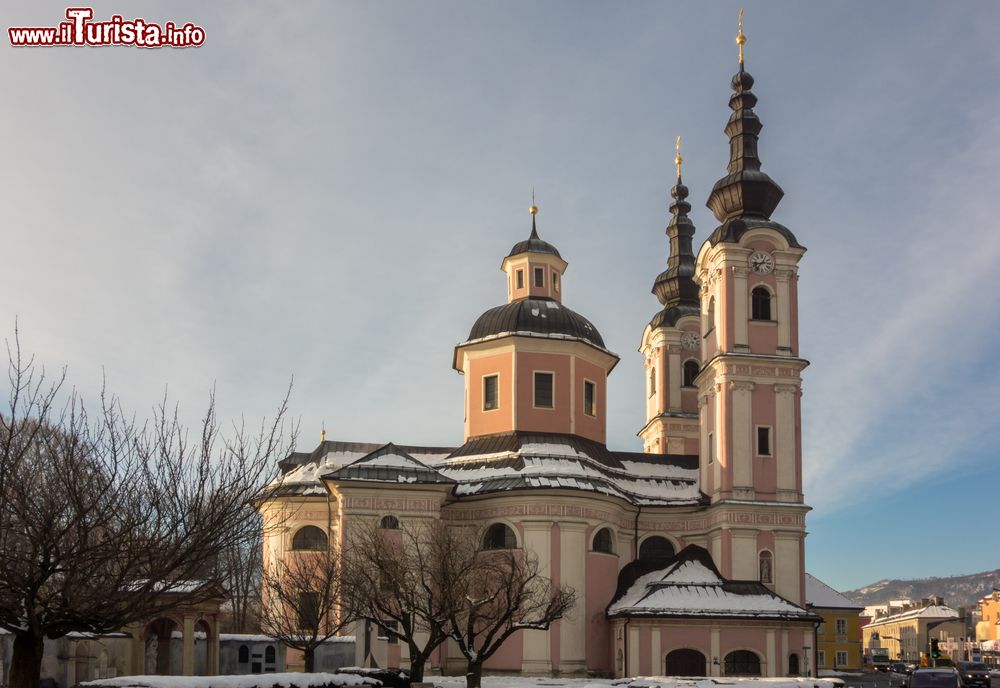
[864, 604, 958, 626]
[609, 546, 818, 621]
[805, 574, 862, 610]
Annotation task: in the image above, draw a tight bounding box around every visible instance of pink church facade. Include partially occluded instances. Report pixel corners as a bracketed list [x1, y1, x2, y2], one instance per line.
[260, 37, 820, 679]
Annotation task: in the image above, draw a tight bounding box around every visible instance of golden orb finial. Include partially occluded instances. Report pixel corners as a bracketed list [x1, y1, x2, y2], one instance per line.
[320, 422, 326, 443]
[674, 135, 683, 180]
[736, 8, 746, 65]
[529, 187, 538, 215]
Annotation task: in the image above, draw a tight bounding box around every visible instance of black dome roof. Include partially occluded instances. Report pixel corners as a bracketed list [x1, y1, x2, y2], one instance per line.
[466, 297, 606, 349]
[506, 220, 561, 259]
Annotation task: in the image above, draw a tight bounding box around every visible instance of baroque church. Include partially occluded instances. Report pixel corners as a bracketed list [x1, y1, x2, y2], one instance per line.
[260, 21, 820, 679]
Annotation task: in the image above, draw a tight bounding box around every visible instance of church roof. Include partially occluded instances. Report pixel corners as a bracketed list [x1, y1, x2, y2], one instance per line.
[271, 434, 703, 506]
[608, 545, 819, 621]
[464, 297, 608, 351]
[438, 432, 702, 506]
[325, 443, 456, 485]
[505, 217, 561, 259]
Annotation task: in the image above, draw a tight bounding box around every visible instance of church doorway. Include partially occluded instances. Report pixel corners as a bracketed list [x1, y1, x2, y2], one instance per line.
[789, 653, 800, 675]
[665, 648, 707, 676]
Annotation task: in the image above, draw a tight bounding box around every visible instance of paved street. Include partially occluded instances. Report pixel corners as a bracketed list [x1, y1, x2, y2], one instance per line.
[837, 673, 911, 688]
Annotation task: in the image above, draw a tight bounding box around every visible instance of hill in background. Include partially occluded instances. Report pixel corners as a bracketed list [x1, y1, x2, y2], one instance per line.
[845, 569, 1000, 610]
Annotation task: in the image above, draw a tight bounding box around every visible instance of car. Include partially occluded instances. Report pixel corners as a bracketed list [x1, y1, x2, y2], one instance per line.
[908, 668, 966, 688]
[893, 663, 913, 675]
[957, 662, 991, 688]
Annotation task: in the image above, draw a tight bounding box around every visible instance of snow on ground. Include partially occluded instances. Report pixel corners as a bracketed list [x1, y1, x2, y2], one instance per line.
[81, 673, 379, 688]
[429, 676, 847, 688]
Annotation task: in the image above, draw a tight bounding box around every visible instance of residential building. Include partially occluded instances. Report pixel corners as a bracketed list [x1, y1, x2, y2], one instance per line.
[806, 574, 863, 671]
[862, 598, 963, 663]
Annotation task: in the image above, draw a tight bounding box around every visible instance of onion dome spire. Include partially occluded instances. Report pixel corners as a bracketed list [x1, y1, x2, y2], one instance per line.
[651, 136, 699, 310]
[704, 10, 800, 247]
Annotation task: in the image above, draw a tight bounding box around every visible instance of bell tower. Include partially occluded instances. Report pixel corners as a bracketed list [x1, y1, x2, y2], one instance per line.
[694, 13, 810, 606]
[639, 137, 701, 456]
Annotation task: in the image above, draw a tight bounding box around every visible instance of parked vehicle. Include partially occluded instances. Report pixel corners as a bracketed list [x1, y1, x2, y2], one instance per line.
[956, 661, 991, 688]
[893, 662, 914, 675]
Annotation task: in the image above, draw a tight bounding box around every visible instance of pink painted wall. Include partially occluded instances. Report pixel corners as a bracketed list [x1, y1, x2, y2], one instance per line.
[748, 321, 779, 353]
[516, 351, 572, 435]
[661, 626, 711, 671]
[574, 357, 607, 444]
[466, 352, 514, 439]
[586, 550, 619, 673]
[751, 385, 777, 498]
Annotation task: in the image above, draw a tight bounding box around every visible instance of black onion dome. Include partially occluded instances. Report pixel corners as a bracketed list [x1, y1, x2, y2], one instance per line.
[506, 217, 562, 259]
[705, 66, 800, 248]
[651, 178, 700, 309]
[466, 297, 606, 349]
[649, 304, 701, 330]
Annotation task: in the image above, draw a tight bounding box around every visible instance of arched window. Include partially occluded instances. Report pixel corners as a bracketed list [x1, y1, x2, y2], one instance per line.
[706, 298, 716, 334]
[649, 367, 657, 397]
[291, 525, 328, 551]
[725, 650, 761, 676]
[592, 527, 614, 554]
[751, 287, 772, 321]
[683, 360, 699, 387]
[482, 523, 517, 550]
[638, 536, 675, 562]
[788, 653, 800, 676]
[379, 515, 400, 530]
[265, 646, 276, 664]
[238, 645, 249, 663]
[759, 550, 774, 585]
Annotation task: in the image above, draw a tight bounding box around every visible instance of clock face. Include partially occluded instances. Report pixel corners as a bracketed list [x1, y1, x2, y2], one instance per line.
[681, 331, 699, 351]
[749, 250, 775, 274]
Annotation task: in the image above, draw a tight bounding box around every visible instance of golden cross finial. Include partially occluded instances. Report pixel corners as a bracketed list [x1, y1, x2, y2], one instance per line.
[529, 187, 538, 215]
[320, 422, 326, 443]
[674, 135, 683, 180]
[736, 8, 746, 65]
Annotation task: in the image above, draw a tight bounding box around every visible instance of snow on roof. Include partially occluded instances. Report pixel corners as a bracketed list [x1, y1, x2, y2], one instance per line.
[864, 605, 958, 626]
[806, 574, 862, 609]
[609, 548, 816, 621]
[80, 672, 378, 688]
[425, 677, 847, 688]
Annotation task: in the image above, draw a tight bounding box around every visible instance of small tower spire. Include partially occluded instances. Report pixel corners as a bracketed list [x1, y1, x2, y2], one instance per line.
[320, 422, 326, 443]
[529, 188, 539, 237]
[674, 135, 683, 181]
[651, 135, 699, 309]
[736, 8, 746, 67]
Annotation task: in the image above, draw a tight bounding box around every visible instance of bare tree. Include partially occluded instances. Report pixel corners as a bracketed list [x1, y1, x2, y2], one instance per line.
[0, 331, 294, 688]
[344, 520, 472, 682]
[258, 547, 353, 672]
[218, 530, 263, 633]
[446, 544, 576, 688]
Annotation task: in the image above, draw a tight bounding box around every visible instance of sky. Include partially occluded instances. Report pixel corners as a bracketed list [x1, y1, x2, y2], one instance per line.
[2, 1, 999, 594]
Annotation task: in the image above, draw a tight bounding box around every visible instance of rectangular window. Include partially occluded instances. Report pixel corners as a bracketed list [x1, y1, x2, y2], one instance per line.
[648, 367, 656, 397]
[483, 374, 498, 411]
[533, 267, 544, 288]
[817, 621, 826, 637]
[552, 272, 559, 291]
[757, 426, 772, 456]
[817, 650, 826, 668]
[835, 651, 848, 667]
[583, 380, 596, 416]
[297, 591, 320, 630]
[377, 619, 399, 644]
[516, 270, 524, 289]
[534, 372, 553, 408]
[836, 618, 847, 635]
